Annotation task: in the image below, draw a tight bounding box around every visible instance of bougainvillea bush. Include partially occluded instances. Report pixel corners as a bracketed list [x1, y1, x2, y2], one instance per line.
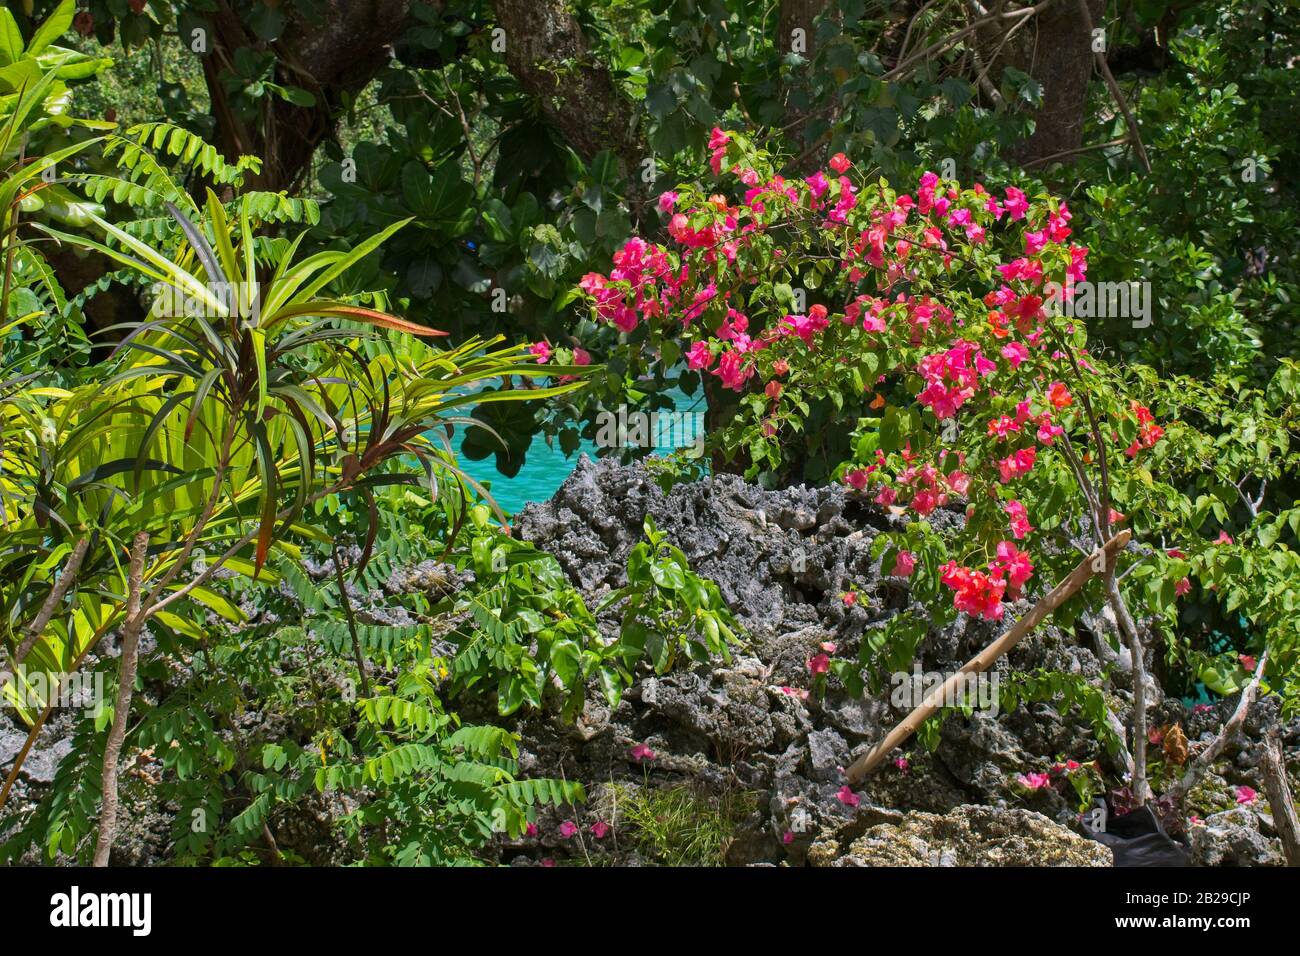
[578, 129, 1300, 804]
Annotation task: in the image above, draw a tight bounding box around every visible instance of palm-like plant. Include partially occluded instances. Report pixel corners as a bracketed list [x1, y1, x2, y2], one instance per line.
[1, 182, 586, 864]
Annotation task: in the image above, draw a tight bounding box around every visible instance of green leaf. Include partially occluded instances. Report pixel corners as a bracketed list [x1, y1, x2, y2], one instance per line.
[550, 639, 582, 687]
[0, 7, 22, 67]
[28, 1, 75, 57]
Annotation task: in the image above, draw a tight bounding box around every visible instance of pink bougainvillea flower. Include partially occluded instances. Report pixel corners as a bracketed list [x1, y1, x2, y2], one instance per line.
[707, 126, 730, 174]
[940, 560, 1007, 620]
[821, 641, 838, 653]
[841, 591, 857, 607]
[686, 339, 714, 371]
[711, 350, 754, 391]
[1036, 420, 1064, 445]
[572, 346, 591, 366]
[590, 821, 610, 839]
[530, 340, 551, 363]
[782, 830, 794, 845]
[805, 171, 830, 199]
[997, 447, 1037, 484]
[1174, 577, 1192, 596]
[525, 822, 538, 837]
[894, 550, 916, 577]
[987, 415, 1019, 440]
[540, 858, 556, 867]
[1004, 500, 1033, 540]
[1189, 815, 1203, 825]
[558, 821, 578, 838]
[829, 152, 851, 173]
[1236, 786, 1258, 805]
[778, 310, 830, 346]
[991, 540, 1034, 591]
[779, 686, 810, 700]
[1004, 186, 1029, 221]
[1017, 772, 1051, 790]
[630, 743, 657, 762]
[657, 190, 679, 212]
[836, 786, 860, 808]
[894, 757, 910, 772]
[1217, 531, 1235, 544]
[1148, 727, 1165, 745]
[1193, 703, 1214, 714]
[1239, 654, 1257, 672]
[807, 653, 831, 675]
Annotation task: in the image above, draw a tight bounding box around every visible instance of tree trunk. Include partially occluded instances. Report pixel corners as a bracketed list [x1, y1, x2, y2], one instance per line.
[491, 0, 641, 175]
[779, 0, 833, 161]
[1008, 0, 1104, 167]
[93, 531, 149, 868]
[199, 0, 437, 193]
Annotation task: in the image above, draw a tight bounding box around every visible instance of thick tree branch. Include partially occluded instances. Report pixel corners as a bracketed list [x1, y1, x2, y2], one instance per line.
[92, 531, 149, 867]
[200, 1, 442, 193]
[491, 0, 642, 181]
[1262, 731, 1300, 866]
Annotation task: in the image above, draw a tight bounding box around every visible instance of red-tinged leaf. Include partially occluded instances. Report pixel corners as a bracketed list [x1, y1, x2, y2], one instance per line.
[251, 421, 279, 578]
[269, 302, 448, 337]
[255, 498, 274, 578]
[16, 180, 56, 204]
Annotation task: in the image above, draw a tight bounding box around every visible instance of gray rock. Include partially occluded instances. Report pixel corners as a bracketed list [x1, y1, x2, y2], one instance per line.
[1190, 808, 1284, 867]
[808, 804, 1113, 866]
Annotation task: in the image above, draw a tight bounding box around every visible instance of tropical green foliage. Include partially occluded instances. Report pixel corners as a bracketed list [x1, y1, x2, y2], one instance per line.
[1, 0, 1298, 869]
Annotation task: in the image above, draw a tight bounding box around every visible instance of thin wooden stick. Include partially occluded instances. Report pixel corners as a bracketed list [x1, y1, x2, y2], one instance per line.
[1262, 731, 1300, 867]
[846, 529, 1131, 785]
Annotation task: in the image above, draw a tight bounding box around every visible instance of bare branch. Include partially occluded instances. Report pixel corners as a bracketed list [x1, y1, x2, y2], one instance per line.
[1168, 650, 1270, 803]
[1075, 0, 1152, 174]
[10, 537, 91, 671]
[93, 531, 149, 867]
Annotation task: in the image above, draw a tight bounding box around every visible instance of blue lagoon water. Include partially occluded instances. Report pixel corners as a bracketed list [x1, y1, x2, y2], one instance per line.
[452, 387, 706, 516]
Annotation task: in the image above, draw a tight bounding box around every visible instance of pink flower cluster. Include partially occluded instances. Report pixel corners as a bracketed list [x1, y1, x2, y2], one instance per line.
[940, 538, 1035, 619]
[940, 561, 1007, 620]
[916, 340, 994, 420]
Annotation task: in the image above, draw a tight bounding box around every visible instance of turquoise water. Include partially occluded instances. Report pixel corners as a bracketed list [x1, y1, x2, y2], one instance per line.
[453, 387, 707, 515]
